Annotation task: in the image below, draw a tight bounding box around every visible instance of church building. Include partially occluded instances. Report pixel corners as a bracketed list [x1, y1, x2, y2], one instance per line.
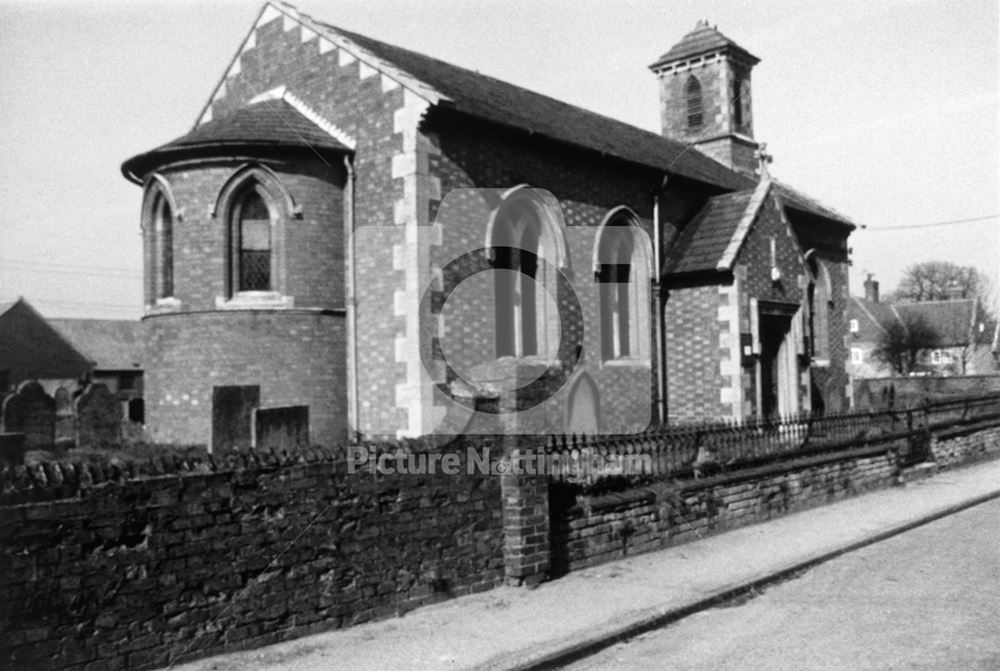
[122, 4, 854, 447]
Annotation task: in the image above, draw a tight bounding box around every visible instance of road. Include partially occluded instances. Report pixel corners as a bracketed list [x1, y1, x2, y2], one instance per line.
[564, 497, 1000, 671]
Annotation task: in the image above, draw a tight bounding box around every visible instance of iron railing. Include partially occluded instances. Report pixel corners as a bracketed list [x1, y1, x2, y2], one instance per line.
[545, 392, 1000, 488]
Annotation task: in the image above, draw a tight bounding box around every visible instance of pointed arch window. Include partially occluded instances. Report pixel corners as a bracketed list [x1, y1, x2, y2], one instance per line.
[805, 253, 832, 364]
[214, 165, 295, 308]
[732, 74, 751, 132]
[488, 188, 567, 360]
[232, 186, 273, 293]
[595, 211, 652, 363]
[142, 176, 178, 307]
[685, 75, 703, 129]
[153, 191, 174, 299]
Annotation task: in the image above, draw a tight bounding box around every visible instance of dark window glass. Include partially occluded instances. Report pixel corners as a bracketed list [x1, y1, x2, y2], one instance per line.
[157, 193, 174, 298]
[686, 76, 703, 129]
[237, 189, 271, 292]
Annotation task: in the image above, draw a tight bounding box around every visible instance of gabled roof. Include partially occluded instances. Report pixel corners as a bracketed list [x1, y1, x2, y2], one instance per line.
[124, 2, 855, 228]
[662, 178, 772, 276]
[0, 298, 93, 381]
[849, 297, 898, 343]
[49, 319, 144, 371]
[649, 20, 760, 70]
[122, 98, 350, 179]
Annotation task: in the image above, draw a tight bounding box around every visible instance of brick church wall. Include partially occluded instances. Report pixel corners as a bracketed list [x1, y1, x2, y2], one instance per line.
[143, 8, 419, 438]
[428, 116, 662, 432]
[144, 311, 345, 447]
[664, 284, 727, 422]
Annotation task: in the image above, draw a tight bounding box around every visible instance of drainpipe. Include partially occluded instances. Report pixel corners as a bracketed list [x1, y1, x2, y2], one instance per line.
[343, 155, 361, 440]
[653, 174, 669, 424]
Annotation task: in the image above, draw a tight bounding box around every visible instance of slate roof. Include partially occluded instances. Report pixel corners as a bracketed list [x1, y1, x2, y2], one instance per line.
[848, 297, 978, 348]
[323, 23, 748, 191]
[649, 21, 760, 70]
[49, 319, 144, 371]
[663, 190, 755, 276]
[772, 181, 853, 228]
[122, 99, 350, 177]
[317, 17, 852, 226]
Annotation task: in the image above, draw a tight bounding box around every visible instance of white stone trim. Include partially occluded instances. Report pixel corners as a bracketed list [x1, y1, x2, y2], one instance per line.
[214, 292, 294, 310]
[270, 2, 447, 106]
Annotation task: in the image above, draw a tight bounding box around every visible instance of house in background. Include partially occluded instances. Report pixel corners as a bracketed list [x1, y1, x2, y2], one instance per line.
[0, 297, 145, 426]
[0, 298, 92, 395]
[49, 319, 145, 423]
[848, 275, 996, 379]
[121, 4, 856, 446]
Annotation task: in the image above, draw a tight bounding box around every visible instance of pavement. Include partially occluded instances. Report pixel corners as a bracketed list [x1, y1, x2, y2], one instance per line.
[169, 458, 1000, 671]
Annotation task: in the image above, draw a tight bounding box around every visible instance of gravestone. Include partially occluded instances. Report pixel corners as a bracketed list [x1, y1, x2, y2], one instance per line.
[54, 386, 76, 444]
[1, 381, 55, 449]
[76, 383, 120, 448]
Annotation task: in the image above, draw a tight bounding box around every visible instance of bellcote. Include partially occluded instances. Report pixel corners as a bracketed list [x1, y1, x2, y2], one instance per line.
[650, 21, 761, 176]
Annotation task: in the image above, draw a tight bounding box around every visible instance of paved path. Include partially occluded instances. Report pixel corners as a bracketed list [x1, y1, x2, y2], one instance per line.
[567, 497, 1000, 671]
[168, 459, 1000, 671]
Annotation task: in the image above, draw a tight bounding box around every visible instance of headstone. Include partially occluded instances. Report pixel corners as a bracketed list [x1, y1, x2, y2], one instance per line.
[76, 383, 120, 448]
[1, 381, 56, 449]
[54, 386, 76, 444]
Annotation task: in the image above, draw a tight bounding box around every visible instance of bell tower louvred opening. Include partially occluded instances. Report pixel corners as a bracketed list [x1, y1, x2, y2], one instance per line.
[650, 20, 761, 176]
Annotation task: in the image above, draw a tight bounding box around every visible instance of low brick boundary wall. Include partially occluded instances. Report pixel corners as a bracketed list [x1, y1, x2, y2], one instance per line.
[550, 443, 899, 574]
[0, 444, 505, 670]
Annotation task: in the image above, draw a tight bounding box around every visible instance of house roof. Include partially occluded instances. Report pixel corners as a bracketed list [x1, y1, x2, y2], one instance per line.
[122, 99, 350, 178]
[49, 319, 144, 371]
[894, 300, 976, 348]
[649, 20, 760, 70]
[848, 297, 978, 348]
[849, 297, 898, 343]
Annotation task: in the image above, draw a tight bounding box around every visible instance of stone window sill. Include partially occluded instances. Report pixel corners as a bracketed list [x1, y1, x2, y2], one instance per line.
[147, 297, 182, 315]
[215, 292, 294, 310]
[602, 357, 651, 368]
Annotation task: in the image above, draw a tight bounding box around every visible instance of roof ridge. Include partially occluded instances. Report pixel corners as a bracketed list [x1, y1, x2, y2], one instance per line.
[321, 21, 704, 153]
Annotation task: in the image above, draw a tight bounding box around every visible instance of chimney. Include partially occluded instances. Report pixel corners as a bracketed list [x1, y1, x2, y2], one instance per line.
[863, 273, 879, 303]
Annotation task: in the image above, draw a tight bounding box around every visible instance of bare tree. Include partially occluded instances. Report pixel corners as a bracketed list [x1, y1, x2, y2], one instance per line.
[891, 261, 990, 304]
[871, 312, 941, 376]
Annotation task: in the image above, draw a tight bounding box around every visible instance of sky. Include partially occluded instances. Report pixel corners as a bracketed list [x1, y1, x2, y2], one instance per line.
[0, 0, 997, 319]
